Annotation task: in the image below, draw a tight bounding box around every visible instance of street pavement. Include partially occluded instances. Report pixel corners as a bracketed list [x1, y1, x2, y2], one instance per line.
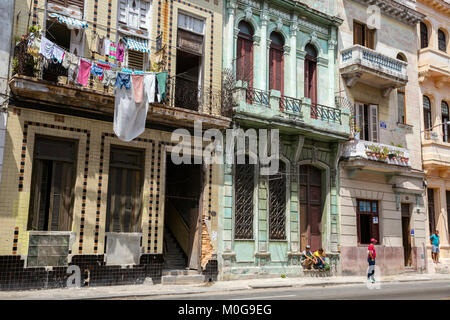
[1, 273, 449, 300]
[142, 280, 450, 300]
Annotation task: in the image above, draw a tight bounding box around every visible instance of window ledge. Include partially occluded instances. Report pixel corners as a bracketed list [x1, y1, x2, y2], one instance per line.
[397, 122, 413, 129]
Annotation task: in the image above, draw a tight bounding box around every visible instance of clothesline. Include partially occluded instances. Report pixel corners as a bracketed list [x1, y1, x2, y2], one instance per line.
[33, 5, 190, 59]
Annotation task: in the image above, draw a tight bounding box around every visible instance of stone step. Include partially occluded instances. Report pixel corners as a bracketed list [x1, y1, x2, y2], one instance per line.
[161, 274, 205, 285]
[162, 269, 200, 276]
[303, 269, 332, 277]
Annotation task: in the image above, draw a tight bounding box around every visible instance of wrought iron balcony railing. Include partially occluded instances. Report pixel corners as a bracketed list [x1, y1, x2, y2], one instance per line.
[164, 76, 222, 115]
[245, 87, 270, 107]
[280, 95, 303, 115]
[310, 103, 342, 124]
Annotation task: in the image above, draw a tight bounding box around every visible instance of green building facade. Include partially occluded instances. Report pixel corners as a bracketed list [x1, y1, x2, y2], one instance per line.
[218, 0, 351, 279]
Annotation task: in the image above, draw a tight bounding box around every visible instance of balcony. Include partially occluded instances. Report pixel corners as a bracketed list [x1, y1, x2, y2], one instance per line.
[422, 139, 450, 178]
[9, 40, 230, 129]
[232, 81, 350, 140]
[418, 48, 450, 87]
[340, 45, 408, 96]
[341, 139, 411, 174]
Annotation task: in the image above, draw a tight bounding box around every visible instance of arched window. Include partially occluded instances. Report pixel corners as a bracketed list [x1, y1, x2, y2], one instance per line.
[442, 101, 449, 142]
[423, 95, 432, 131]
[268, 160, 286, 240]
[305, 44, 318, 118]
[438, 29, 447, 52]
[234, 155, 255, 239]
[236, 21, 254, 86]
[420, 22, 429, 49]
[396, 53, 406, 62]
[269, 32, 284, 95]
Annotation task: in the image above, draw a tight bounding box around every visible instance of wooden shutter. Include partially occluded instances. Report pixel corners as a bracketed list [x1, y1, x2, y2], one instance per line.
[139, 0, 150, 30]
[106, 148, 143, 233]
[236, 37, 253, 87]
[369, 104, 379, 142]
[353, 22, 364, 46]
[118, 0, 128, 24]
[67, 0, 84, 12]
[127, 50, 144, 70]
[269, 47, 283, 94]
[355, 102, 364, 139]
[128, 0, 140, 29]
[366, 28, 375, 49]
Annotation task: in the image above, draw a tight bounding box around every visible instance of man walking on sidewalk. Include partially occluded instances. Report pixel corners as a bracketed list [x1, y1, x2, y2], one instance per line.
[430, 230, 440, 263]
[367, 238, 377, 283]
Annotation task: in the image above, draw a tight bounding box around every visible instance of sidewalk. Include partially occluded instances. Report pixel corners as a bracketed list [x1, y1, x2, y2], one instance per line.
[1, 273, 450, 300]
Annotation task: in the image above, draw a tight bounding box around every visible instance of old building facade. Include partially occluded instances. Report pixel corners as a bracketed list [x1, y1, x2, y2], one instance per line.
[219, 0, 350, 279]
[337, 0, 428, 275]
[416, 0, 450, 273]
[0, 0, 229, 290]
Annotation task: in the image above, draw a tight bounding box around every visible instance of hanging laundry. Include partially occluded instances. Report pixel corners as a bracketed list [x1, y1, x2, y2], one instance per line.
[102, 69, 117, 87]
[39, 36, 55, 60]
[77, 58, 92, 86]
[27, 37, 41, 58]
[62, 51, 80, 83]
[96, 62, 111, 81]
[90, 63, 104, 78]
[51, 45, 65, 64]
[109, 42, 118, 60]
[121, 68, 133, 74]
[104, 38, 111, 56]
[115, 72, 131, 90]
[144, 74, 156, 104]
[156, 71, 168, 102]
[117, 42, 125, 62]
[96, 35, 106, 55]
[132, 74, 144, 103]
[114, 85, 149, 142]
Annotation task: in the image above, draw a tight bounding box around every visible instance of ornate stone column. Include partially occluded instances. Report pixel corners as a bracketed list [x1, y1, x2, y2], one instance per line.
[225, 0, 236, 70]
[259, 2, 269, 91]
[289, 17, 298, 98]
[328, 27, 337, 108]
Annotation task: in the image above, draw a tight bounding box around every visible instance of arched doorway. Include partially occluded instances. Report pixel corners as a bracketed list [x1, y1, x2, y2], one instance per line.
[299, 165, 323, 251]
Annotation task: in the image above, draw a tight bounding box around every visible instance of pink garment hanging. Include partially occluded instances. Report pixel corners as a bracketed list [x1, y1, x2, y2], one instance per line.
[132, 74, 144, 103]
[117, 42, 125, 62]
[77, 59, 92, 86]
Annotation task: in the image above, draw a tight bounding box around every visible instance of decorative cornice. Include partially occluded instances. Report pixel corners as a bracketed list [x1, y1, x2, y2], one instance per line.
[352, 0, 426, 26]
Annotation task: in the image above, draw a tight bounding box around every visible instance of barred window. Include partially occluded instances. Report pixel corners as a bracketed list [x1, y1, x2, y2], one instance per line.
[268, 161, 287, 240]
[234, 156, 255, 239]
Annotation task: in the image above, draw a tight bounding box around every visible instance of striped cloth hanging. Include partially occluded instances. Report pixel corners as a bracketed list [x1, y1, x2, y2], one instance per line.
[125, 37, 150, 53]
[48, 13, 88, 30]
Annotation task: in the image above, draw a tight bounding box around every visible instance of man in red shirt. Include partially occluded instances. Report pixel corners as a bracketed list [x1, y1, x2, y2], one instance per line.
[367, 238, 377, 283]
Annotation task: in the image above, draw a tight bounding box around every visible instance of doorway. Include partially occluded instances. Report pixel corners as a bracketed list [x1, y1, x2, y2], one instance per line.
[299, 165, 323, 251]
[401, 203, 412, 267]
[164, 155, 203, 270]
[175, 49, 202, 111]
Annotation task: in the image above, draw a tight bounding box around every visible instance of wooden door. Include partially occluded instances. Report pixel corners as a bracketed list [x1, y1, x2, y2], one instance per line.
[299, 165, 322, 251]
[401, 203, 412, 267]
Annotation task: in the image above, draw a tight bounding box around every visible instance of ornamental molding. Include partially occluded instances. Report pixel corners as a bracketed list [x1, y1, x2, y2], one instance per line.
[297, 19, 329, 35]
[352, 0, 426, 26]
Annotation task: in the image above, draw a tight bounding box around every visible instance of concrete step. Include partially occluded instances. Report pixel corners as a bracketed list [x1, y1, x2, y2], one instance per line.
[303, 269, 332, 277]
[162, 269, 200, 276]
[161, 274, 205, 285]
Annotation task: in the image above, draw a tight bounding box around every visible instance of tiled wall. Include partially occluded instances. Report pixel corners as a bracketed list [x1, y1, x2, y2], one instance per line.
[0, 106, 220, 271]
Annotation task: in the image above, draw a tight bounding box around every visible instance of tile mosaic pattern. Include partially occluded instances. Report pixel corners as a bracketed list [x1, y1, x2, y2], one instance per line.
[0, 254, 164, 291]
[17, 121, 90, 254]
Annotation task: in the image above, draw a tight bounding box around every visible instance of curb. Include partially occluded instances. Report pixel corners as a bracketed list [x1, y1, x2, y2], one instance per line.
[4, 276, 450, 300]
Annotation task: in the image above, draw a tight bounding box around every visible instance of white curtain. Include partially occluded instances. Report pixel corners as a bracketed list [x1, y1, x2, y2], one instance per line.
[178, 13, 204, 34]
